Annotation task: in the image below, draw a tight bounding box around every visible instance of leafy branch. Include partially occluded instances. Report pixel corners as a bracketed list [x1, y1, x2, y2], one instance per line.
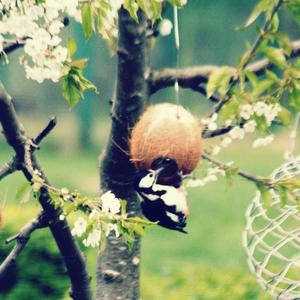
[202, 152, 300, 209]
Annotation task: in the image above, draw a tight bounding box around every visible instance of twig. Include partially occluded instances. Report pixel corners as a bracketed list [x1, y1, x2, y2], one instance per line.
[0, 212, 47, 278]
[0, 117, 58, 182]
[3, 39, 26, 54]
[0, 157, 18, 181]
[202, 152, 273, 187]
[33, 116, 57, 145]
[202, 124, 235, 139]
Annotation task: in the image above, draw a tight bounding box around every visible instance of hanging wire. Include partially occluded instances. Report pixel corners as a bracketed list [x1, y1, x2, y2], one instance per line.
[173, 5, 180, 118]
[284, 112, 300, 161]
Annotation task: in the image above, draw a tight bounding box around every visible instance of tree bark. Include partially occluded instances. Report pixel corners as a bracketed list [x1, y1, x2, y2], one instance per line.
[96, 7, 148, 300]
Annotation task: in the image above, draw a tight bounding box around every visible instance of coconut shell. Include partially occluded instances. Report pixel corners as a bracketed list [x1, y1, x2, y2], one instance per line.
[130, 103, 202, 174]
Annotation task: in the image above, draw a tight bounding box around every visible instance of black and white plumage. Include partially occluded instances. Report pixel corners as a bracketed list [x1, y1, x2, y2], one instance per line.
[134, 158, 189, 233]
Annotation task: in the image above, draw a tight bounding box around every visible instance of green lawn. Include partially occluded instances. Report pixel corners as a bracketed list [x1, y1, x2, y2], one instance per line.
[0, 134, 291, 299]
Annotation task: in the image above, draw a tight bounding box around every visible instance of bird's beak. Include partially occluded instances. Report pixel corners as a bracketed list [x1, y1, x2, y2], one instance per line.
[153, 166, 165, 177]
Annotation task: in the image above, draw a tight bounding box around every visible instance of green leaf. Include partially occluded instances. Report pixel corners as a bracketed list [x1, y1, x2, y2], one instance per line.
[276, 32, 292, 56]
[244, 0, 273, 28]
[278, 185, 296, 206]
[265, 70, 279, 83]
[137, 0, 162, 21]
[16, 181, 32, 203]
[67, 37, 77, 58]
[245, 70, 258, 87]
[81, 3, 94, 40]
[288, 84, 300, 110]
[286, 1, 300, 26]
[124, 0, 139, 22]
[252, 78, 274, 97]
[61, 74, 81, 108]
[16, 181, 31, 199]
[219, 100, 239, 121]
[127, 216, 156, 226]
[269, 13, 279, 33]
[133, 224, 145, 237]
[225, 166, 239, 186]
[276, 106, 291, 126]
[253, 114, 268, 132]
[61, 66, 98, 109]
[256, 183, 272, 209]
[120, 200, 127, 216]
[261, 47, 286, 68]
[206, 67, 232, 98]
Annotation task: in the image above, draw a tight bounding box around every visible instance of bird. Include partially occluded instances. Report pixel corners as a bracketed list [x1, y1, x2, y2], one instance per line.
[134, 157, 189, 233]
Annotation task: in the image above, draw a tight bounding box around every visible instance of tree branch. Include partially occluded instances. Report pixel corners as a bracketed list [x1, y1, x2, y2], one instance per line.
[0, 212, 47, 278]
[0, 157, 18, 181]
[202, 152, 273, 187]
[148, 36, 300, 98]
[0, 116, 57, 182]
[0, 81, 92, 300]
[202, 124, 235, 139]
[3, 39, 26, 54]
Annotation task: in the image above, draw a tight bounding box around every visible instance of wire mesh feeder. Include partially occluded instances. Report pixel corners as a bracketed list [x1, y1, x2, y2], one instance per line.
[243, 157, 300, 300]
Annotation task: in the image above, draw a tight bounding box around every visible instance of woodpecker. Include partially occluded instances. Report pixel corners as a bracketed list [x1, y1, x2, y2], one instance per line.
[134, 158, 189, 233]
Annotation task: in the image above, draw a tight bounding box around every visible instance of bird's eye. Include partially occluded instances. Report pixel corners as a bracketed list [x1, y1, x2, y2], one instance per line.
[149, 174, 153, 178]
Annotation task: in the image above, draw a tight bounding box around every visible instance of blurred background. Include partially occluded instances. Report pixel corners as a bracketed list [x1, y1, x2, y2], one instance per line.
[1, 1, 300, 299]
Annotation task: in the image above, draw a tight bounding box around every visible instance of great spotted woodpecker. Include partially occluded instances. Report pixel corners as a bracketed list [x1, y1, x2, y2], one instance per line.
[134, 158, 189, 233]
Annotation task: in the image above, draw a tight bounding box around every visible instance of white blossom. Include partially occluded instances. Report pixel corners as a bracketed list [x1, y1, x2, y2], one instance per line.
[101, 191, 121, 215]
[207, 167, 226, 177]
[225, 119, 233, 126]
[159, 19, 173, 36]
[83, 229, 101, 248]
[253, 101, 268, 117]
[211, 145, 221, 156]
[244, 120, 256, 133]
[229, 127, 245, 140]
[186, 166, 225, 188]
[221, 137, 232, 147]
[240, 104, 253, 120]
[201, 113, 218, 131]
[89, 209, 101, 219]
[61, 187, 69, 200]
[71, 217, 87, 237]
[105, 223, 120, 237]
[252, 135, 274, 148]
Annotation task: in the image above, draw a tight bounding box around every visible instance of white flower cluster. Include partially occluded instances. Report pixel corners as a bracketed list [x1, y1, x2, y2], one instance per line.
[71, 191, 121, 248]
[240, 102, 281, 125]
[252, 134, 274, 148]
[186, 167, 225, 188]
[201, 113, 218, 131]
[203, 100, 281, 156]
[0, 0, 80, 83]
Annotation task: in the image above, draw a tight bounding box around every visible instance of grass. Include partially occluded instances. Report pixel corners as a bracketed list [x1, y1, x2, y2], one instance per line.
[0, 133, 294, 299]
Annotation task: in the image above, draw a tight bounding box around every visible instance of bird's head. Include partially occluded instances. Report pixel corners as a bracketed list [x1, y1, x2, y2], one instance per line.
[134, 157, 179, 189]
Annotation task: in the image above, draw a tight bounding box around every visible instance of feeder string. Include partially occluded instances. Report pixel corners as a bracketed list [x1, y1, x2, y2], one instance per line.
[284, 112, 300, 161]
[173, 5, 180, 118]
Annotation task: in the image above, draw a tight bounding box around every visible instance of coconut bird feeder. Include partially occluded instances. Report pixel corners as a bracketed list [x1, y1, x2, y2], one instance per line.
[129, 103, 202, 176]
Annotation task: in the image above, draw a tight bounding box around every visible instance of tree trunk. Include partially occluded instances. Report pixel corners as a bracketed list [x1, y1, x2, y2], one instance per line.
[96, 8, 148, 300]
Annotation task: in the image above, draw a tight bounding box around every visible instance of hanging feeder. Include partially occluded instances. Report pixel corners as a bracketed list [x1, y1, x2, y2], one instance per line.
[129, 103, 202, 175]
[243, 158, 300, 300]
